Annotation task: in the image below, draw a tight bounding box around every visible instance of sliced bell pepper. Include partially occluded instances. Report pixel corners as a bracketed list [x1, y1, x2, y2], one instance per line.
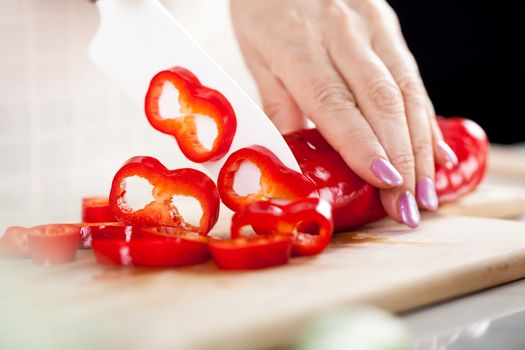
[90, 225, 209, 267]
[435, 117, 489, 201]
[209, 235, 292, 270]
[82, 197, 116, 223]
[145, 66, 237, 163]
[109, 156, 220, 235]
[217, 145, 317, 212]
[0, 226, 30, 258]
[92, 239, 131, 266]
[90, 225, 134, 266]
[28, 224, 81, 265]
[79, 222, 127, 249]
[231, 198, 334, 256]
[283, 117, 489, 232]
[129, 229, 210, 268]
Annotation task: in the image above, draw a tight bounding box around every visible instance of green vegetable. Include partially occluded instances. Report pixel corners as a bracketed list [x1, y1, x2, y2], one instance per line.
[295, 306, 413, 350]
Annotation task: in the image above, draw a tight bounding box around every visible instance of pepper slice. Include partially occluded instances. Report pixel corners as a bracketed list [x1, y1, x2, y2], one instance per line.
[91, 225, 134, 266]
[129, 230, 210, 268]
[28, 224, 81, 265]
[217, 145, 317, 212]
[79, 222, 127, 249]
[209, 235, 292, 270]
[82, 197, 116, 223]
[92, 239, 131, 266]
[0, 226, 30, 258]
[91, 225, 209, 267]
[145, 66, 237, 163]
[283, 117, 489, 232]
[231, 198, 334, 256]
[109, 156, 220, 235]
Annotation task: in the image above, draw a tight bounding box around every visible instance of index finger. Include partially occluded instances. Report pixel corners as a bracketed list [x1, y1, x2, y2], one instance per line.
[273, 50, 404, 189]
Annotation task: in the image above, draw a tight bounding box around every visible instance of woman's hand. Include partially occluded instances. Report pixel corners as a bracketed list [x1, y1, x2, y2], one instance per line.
[230, 0, 458, 228]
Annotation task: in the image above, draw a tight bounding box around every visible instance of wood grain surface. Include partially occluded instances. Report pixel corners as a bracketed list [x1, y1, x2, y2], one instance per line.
[439, 185, 525, 219]
[1, 214, 525, 350]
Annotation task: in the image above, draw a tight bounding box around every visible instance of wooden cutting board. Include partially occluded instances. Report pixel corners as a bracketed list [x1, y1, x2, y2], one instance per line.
[489, 145, 525, 178]
[439, 185, 525, 219]
[1, 214, 525, 350]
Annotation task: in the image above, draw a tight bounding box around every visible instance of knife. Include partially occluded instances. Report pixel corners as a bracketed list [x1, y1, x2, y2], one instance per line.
[88, 0, 300, 182]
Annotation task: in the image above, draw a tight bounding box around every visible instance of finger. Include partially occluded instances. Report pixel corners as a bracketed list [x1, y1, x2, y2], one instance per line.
[249, 61, 307, 134]
[273, 49, 403, 189]
[328, 33, 418, 226]
[431, 115, 459, 169]
[373, 27, 438, 211]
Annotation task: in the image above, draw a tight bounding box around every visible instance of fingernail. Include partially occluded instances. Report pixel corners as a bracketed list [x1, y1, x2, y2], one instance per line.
[371, 158, 404, 186]
[416, 178, 439, 211]
[437, 140, 458, 168]
[398, 191, 420, 228]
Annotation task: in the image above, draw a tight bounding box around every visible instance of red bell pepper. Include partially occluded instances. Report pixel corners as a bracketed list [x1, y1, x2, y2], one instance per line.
[284, 129, 387, 231]
[82, 197, 116, 223]
[92, 239, 131, 266]
[90, 225, 209, 267]
[435, 117, 489, 201]
[79, 222, 127, 249]
[209, 235, 292, 270]
[283, 117, 488, 232]
[145, 66, 237, 163]
[0, 226, 30, 258]
[211, 198, 337, 269]
[231, 198, 334, 256]
[27, 224, 81, 265]
[90, 225, 134, 266]
[109, 156, 220, 235]
[129, 230, 210, 268]
[217, 145, 317, 212]
[284, 129, 386, 231]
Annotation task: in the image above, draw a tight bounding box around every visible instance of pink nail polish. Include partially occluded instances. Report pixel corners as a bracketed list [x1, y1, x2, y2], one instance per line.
[371, 158, 404, 186]
[416, 178, 439, 211]
[437, 140, 458, 168]
[398, 191, 420, 228]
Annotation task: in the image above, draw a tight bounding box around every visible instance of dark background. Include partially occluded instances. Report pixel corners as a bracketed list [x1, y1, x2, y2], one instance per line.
[388, 0, 524, 144]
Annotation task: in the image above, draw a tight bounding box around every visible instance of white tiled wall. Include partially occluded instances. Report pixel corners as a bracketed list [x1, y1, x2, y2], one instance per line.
[0, 0, 257, 229]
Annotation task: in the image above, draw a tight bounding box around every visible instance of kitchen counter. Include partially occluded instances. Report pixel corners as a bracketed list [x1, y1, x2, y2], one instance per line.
[406, 278, 525, 349]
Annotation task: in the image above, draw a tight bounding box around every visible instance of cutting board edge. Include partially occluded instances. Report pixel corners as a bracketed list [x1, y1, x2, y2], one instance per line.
[359, 248, 525, 313]
[195, 238, 525, 350]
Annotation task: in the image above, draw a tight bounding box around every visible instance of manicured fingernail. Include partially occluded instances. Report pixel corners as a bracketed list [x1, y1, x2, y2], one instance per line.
[398, 191, 420, 228]
[371, 158, 404, 186]
[416, 178, 439, 211]
[437, 140, 458, 168]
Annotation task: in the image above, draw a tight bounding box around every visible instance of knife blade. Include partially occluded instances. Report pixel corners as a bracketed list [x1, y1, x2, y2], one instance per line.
[88, 0, 300, 180]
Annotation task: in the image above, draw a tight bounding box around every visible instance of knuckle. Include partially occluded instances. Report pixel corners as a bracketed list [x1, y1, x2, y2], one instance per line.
[367, 79, 404, 114]
[397, 74, 426, 106]
[412, 138, 433, 158]
[261, 99, 282, 121]
[312, 80, 355, 114]
[332, 125, 374, 153]
[391, 153, 415, 173]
